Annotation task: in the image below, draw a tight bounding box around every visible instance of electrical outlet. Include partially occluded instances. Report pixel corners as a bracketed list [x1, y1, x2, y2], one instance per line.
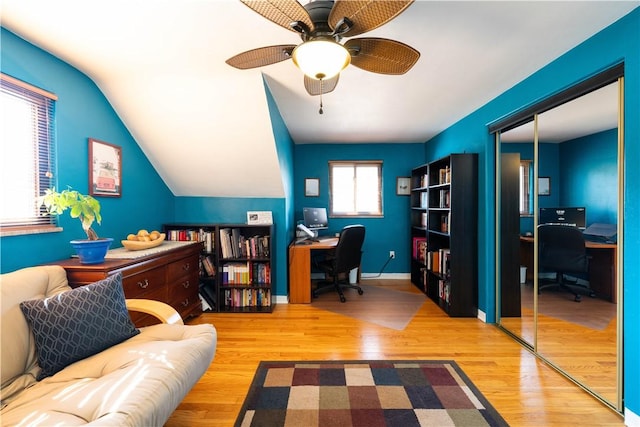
[389, 251, 395, 259]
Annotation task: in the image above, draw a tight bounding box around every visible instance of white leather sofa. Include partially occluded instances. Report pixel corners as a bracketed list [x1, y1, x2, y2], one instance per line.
[1, 265, 217, 426]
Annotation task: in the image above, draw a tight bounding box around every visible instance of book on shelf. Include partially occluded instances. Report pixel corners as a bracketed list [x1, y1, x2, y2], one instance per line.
[199, 282, 217, 312]
[439, 189, 450, 208]
[420, 192, 428, 208]
[201, 255, 216, 276]
[222, 288, 271, 309]
[221, 261, 271, 285]
[421, 212, 427, 228]
[220, 228, 270, 259]
[438, 166, 451, 185]
[440, 213, 450, 233]
[412, 237, 427, 262]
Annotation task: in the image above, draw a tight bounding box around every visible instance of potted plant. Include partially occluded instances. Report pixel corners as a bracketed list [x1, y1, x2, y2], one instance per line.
[39, 187, 113, 264]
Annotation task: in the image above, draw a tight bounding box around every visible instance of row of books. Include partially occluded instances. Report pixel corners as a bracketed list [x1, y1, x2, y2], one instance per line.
[438, 189, 450, 208]
[221, 261, 271, 285]
[438, 166, 451, 185]
[416, 174, 429, 189]
[419, 191, 428, 208]
[220, 228, 270, 259]
[222, 288, 271, 308]
[440, 213, 451, 233]
[166, 228, 214, 253]
[200, 255, 216, 277]
[412, 237, 427, 263]
[427, 248, 451, 276]
[438, 279, 451, 304]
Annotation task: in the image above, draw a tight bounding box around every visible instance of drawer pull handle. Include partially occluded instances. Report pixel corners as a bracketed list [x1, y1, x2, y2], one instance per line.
[183, 263, 190, 271]
[181, 299, 189, 307]
[138, 279, 149, 289]
[182, 280, 190, 289]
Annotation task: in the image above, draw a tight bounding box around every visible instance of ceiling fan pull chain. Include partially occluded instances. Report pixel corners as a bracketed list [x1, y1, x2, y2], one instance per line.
[319, 79, 324, 114]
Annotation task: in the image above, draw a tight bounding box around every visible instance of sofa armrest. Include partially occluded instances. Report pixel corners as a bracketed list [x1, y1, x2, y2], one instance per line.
[125, 299, 184, 325]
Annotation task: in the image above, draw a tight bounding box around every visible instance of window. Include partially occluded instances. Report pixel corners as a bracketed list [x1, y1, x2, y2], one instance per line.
[329, 161, 382, 217]
[519, 160, 532, 215]
[1, 73, 57, 233]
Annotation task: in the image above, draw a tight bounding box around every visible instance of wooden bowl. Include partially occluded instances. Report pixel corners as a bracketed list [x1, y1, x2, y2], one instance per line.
[121, 233, 166, 251]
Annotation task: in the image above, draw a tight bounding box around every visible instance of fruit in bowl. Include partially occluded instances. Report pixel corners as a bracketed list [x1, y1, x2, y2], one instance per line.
[121, 229, 166, 250]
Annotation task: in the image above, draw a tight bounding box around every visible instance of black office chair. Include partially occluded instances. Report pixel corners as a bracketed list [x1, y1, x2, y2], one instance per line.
[313, 225, 365, 303]
[538, 224, 594, 302]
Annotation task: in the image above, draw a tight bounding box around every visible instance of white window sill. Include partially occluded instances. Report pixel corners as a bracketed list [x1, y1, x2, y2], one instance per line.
[0, 226, 62, 237]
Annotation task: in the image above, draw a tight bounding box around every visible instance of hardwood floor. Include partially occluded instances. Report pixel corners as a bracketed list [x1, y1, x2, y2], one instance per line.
[166, 280, 623, 426]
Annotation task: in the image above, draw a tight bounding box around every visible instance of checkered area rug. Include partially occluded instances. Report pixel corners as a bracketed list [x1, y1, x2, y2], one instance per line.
[235, 360, 508, 427]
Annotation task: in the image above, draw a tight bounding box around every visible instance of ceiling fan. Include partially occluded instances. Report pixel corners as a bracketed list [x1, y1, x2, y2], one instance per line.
[226, 0, 420, 99]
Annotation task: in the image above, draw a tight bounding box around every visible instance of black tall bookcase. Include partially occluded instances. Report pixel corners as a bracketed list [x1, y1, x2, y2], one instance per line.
[163, 223, 274, 313]
[410, 153, 478, 317]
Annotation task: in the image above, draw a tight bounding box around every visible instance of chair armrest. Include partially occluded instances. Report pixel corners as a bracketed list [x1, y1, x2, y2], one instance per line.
[125, 299, 184, 325]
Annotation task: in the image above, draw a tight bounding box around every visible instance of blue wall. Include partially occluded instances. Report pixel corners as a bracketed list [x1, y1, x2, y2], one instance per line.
[293, 143, 424, 275]
[0, 28, 175, 272]
[424, 7, 640, 418]
[560, 129, 618, 225]
[501, 129, 617, 235]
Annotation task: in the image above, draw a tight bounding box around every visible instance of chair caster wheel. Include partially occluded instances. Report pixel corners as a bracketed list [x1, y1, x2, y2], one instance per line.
[340, 296, 346, 303]
[357, 289, 364, 295]
[574, 295, 582, 302]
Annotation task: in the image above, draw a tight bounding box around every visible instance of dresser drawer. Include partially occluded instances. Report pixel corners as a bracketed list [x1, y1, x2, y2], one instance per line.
[122, 267, 167, 299]
[167, 255, 198, 282]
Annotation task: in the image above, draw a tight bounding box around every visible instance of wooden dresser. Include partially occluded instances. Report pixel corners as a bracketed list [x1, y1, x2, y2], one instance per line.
[53, 241, 202, 325]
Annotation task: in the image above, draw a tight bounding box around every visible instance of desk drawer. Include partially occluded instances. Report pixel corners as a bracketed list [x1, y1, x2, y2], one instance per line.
[122, 267, 166, 299]
[169, 273, 199, 313]
[167, 255, 198, 282]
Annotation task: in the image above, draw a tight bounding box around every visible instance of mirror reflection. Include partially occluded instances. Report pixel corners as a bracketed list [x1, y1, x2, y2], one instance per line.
[536, 82, 619, 405]
[499, 119, 535, 346]
[497, 81, 620, 408]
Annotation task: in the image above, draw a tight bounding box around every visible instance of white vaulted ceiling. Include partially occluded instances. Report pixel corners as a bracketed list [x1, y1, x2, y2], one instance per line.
[1, 1, 637, 197]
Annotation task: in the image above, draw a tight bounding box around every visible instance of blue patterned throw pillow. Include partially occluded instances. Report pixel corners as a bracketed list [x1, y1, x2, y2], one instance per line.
[20, 272, 140, 380]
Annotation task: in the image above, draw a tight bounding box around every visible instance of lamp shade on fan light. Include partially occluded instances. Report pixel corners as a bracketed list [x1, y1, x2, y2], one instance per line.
[292, 39, 351, 80]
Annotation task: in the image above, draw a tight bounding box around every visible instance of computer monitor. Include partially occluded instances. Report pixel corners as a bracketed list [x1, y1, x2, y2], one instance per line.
[303, 207, 329, 230]
[539, 207, 586, 229]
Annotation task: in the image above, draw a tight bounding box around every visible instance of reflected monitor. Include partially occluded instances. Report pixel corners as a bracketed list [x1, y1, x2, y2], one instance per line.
[539, 207, 586, 229]
[303, 207, 328, 230]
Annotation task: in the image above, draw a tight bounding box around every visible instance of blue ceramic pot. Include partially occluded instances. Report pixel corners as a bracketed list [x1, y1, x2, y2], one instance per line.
[70, 238, 114, 264]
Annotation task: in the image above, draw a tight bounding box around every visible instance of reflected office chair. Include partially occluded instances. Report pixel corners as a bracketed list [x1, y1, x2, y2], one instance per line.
[313, 225, 365, 303]
[538, 224, 594, 302]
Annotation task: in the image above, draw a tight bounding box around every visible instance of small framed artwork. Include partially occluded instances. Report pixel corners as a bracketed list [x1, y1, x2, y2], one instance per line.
[538, 176, 550, 196]
[305, 178, 320, 197]
[247, 211, 273, 225]
[89, 138, 122, 197]
[396, 177, 411, 195]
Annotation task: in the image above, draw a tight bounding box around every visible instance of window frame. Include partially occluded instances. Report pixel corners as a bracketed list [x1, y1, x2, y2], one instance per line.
[328, 160, 383, 218]
[519, 159, 532, 216]
[0, 73, 58, 236]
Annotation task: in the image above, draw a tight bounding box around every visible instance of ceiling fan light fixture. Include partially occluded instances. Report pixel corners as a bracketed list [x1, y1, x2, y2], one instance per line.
[292, 39, 350, 80]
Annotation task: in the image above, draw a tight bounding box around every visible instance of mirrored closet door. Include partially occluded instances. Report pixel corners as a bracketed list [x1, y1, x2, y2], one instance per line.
[495, 70, 623, 411]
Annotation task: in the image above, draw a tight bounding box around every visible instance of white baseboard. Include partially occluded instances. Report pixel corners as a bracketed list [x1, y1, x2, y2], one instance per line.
[360, 273, 411, 280]
[626, 408, 640, 426]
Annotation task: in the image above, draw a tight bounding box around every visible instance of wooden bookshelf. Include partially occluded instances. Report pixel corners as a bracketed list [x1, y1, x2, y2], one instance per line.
[410, 154, 478, 317]
[163, 223, 274, 313]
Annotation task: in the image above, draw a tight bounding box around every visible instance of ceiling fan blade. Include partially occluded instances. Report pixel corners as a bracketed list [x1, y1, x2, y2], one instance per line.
[328, 0, 414, 37]
[225, 45, 296, 70]
[304, 74, 340, 96]
[345, 38, 420, 75]
[240, 0, 314, 34]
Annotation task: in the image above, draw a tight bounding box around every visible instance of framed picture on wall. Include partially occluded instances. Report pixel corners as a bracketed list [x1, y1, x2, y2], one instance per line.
[305, 178, 320, 197]
[538, 176, 550, 196]
[396, 177, 411, 195]
[89, 138, 121, 197]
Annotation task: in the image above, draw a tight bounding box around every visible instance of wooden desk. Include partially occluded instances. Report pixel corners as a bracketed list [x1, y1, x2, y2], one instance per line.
[288, 238, 338, 303]
[520, 236, 617, 302]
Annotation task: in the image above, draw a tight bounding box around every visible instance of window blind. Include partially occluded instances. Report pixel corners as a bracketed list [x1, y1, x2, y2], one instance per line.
[1, 73, 57, 229]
